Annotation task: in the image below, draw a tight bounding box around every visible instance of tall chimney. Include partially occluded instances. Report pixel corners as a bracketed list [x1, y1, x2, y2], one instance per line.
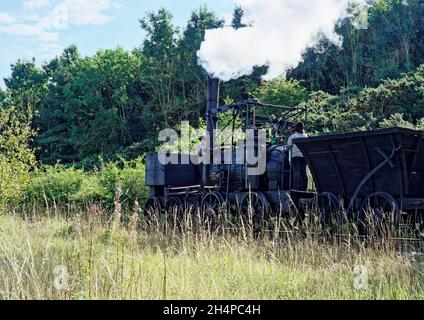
[203, 77, 220, 186]
[207, 77, 220, 135]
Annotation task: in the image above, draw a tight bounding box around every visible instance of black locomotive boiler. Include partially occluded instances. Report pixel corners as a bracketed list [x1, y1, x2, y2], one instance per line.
[144, 77, 424, 234]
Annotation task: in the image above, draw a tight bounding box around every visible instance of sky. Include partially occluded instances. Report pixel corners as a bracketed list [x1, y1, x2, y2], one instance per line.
[0, 0, 235, 87]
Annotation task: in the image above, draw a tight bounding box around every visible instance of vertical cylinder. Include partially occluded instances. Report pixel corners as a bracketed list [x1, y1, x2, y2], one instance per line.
[207, 77, 220, 134]
[203, 77, 220, 186]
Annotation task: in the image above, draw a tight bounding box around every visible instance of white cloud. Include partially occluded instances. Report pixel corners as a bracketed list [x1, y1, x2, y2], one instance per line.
[38, 4, 69, 30]
[0, 0, 119, 68]
[0, 12, 15, 24]
[198, 0, 355, 81]
[21, 0, 118, 32]
[24, 0, 52, 11]
[59, 0, 118, 26]
[0, 23, 58, 41]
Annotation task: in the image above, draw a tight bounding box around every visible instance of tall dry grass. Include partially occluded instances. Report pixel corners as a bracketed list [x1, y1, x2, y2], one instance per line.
[0, 199, 423, 300]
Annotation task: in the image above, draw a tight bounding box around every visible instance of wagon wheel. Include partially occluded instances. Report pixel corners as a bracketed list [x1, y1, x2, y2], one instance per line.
[240, 192, 270, 234]
[143, 197, 162, 228]
[358, 192, 400, 237]
[165, 197, 184, 229]
[201, 192, 226, 231]
[318, 192, 345, 228]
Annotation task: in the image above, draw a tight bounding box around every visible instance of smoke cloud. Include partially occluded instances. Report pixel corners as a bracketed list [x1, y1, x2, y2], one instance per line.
[198, 0, 356, 81]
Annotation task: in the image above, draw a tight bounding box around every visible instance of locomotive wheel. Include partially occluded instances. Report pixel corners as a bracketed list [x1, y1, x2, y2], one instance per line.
[240, 192, 270, 233]
[184, 199, 199, 228]
[143, 197, 162, 228]
[184, 198, 199, 214]
[317, 192, 344, 228]
[274, 196, 302, 229]
[165, 197, 184, 228]
[201, 192, 226, 231]
[358, 192, 400, 237]
[274, 194, 298, 218]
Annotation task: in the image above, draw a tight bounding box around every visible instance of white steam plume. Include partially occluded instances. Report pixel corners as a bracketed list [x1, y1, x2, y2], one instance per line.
[198, 0, 356, 81]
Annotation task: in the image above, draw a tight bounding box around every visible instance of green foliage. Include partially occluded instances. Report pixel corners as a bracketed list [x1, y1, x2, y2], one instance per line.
[301, 90, 376, 134]
[302, 65, 424, 134]
[37, 47, 143, 165]
[254, 79, 310, 107]
[139, 7, 223, 131]
[25, 7, 224, 165]
[352, 65, 424, 123]
[0, 107, 36, 206]
[109, 159, 148, 206]
[289, 0, 424, 93]
[70, 175, 105, 204]
[379, 113, 424, 130]
[22, 159, 148, 209]
[4, 59, 47, 120]
[23, 165, 86, 204]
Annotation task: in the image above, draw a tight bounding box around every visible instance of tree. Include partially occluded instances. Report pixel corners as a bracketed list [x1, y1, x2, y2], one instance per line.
[64, 49, 141, 164]
[351, 64, 424, 123]
[288, 0, 424, 93]
[232, 6, 247, 29]
[36, 45, 81, 164]
[138, 8, 179, 127]
[0, 107, 36, 206]
[302, 65, 424, 134]
[176, 7, 224, 121]
[4, 59, 47, 121]
[0, 89, 7, 107]
[137, 7, 224, 148]
[254, 79, 309, 108]
[35, 46, 143, 165]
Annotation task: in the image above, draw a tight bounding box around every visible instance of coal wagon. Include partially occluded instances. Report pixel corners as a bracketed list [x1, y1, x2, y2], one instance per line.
[295, 128, 424, 232]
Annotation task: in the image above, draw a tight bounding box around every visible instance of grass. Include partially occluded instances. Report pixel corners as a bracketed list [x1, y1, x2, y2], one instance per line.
[0, 203, 423, 300]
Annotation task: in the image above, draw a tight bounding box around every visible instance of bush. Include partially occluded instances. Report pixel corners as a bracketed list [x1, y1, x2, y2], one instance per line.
[98, 158, 148, 206]
[380, 113, 424, 130]
[69, 175, 105, 204]
[23, 165, 85, 204]
[0, 107, 36, 207]
[302, 91, 376, 135]
[21, 158, 148, 210]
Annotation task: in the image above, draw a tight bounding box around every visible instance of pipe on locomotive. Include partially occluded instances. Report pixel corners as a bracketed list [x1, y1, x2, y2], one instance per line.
[203, 76, 220, 186]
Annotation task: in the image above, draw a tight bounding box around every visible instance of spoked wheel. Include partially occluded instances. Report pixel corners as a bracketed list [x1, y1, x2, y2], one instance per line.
[317, 192, 345, 229]
[358, 192, 400, 237]
[143, 197, 162, 229]
[240, 192, 270, 235]
[184, 198, 199, 214]
[165, 197, 184, 229]
[403, 213, 424, 240]
[275, 195, 301, 229]
[184, 198, 199, 228]
[201, 192, 226, 231]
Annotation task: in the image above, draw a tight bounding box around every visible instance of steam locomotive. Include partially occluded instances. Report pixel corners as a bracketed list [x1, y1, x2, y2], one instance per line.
[144, 78, 424, 234]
